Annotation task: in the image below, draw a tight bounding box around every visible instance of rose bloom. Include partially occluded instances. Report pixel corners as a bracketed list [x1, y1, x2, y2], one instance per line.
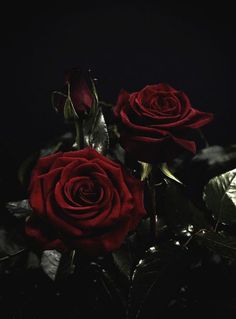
[114, 84, 213, 163]
[26, 148, 146, 256]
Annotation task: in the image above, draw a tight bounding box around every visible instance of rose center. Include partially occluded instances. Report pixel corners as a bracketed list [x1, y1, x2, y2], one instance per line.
[148, 94, 179, 116]
[79, 184, 100, 200]
[74, 180, 102, 205]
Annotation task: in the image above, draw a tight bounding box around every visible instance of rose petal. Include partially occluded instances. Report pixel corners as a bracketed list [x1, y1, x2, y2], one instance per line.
[31, 152, 62, 180]
[54, 173, 113, 219]
[30, 168, 62, 216]
[181, 109, 214, 129]
[64, 215, 133, 256]
[123, 169, 146, 224]
[25, 217, 67, 252]
[64, 176, 104, 206]
[46, 193, 85, 237]
[114, 89, 130, 117]
[119, 134, 195, 163]
[50, 156, 88, 170]
[60, 161, 107, 185]
[65, 69, 94, 114]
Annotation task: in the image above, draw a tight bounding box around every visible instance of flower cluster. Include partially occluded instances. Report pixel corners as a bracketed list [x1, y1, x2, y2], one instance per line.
[26, 69, 213, 255]
[3, 68, 236, 319]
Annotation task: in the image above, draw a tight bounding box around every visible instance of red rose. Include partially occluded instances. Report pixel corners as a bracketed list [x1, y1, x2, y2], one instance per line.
[114, 84, 213, 163]
[26, 148, 146, 256]
[52, 68, 96, 117]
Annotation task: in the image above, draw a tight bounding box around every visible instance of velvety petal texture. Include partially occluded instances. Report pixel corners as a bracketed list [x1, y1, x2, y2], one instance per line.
[114, 84, 213, 162]
[26, 148, 146, 256]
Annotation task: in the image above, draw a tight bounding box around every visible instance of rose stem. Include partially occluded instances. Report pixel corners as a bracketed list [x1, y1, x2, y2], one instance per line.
[75, 118, 84, 149]
[149, 166, 159, 244]
[150, 184, 158, 243]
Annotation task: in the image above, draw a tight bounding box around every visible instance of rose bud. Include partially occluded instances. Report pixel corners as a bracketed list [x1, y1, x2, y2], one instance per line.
[52, 68, 98, 120]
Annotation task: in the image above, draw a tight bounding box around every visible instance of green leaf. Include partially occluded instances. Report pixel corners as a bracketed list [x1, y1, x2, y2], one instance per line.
[160, 162, 183, 185]
[55, 250, 76, 281]
[18, 132, 74, 187]
[83, 104, 109, 154]
[0, 225, 28, 274]
[40, 250, 75, 281]
[18, 152, 39, 187]
[0, 227, 27, 261]
[63, 97, 78, 121]
[82, 260, 127, 317]
[127, 243, 189, 319]
[6, 199, 32, 220]
[112, 237, 138, 282]
[26, 251, 41, 269]
[112, 218, 156, 284]
[40, 250, 62, 281]
[196, 230, 236, 260]
[158, 178, 209, 230]
[173, 145, 236, 203]
[40, 132, 74, 157]
[203, 168, 236, 225]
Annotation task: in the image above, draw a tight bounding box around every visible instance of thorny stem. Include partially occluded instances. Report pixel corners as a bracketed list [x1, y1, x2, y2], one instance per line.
[148, 166, 160, 244]
[150, 184, 158, 243]
[183, 229, 208, 248]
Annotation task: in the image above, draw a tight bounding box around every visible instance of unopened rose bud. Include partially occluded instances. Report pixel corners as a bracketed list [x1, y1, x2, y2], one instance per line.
[52, 68, 98, 121]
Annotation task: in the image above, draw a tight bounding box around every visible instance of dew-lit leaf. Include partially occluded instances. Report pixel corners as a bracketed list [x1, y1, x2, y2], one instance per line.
[55, 250, 76, 281]
[6, 199, 32, 220]
[26, 251, 41, 269]
[204, 168, 236, 225]
[0, 225, 28, 274]
[39, 132, 74, 157]
[196, 230, 236, 260]
[18, 152, 39, 187]
[0, 228, 27, 261]
[108, 143, 126, 164]
[173, 145, 236, 201]
[158, 178, 209, 230]
[127, 243, 189, 319]
[83, 105, 109, 154]
[18, 132, 74, 187]
[40, 250, 76, 281]
[40, 250, 62, 281]
[112, 239, 137, 282]
[84, 261, 127, 316]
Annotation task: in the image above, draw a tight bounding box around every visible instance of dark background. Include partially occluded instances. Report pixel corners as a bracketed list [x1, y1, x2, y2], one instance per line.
[0, 3, 235, 318]
[0, 1, 235, 198]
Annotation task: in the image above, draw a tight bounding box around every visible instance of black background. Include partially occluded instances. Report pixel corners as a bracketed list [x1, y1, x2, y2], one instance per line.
[0, 1, 235, 193]
[0, 2, 235, 318]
